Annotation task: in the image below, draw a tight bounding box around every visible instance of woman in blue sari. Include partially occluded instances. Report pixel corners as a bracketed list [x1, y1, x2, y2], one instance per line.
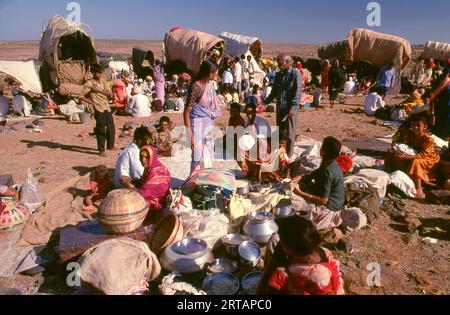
[184, 60, 221, 173]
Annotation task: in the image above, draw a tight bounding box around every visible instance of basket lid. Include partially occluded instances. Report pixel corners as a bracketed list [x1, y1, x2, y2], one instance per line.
[149, 214, 183, 255]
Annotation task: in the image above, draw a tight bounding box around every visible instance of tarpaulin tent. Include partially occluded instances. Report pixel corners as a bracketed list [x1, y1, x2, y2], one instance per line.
[0, 61, 42, 94]
[219, 31, 265, 87]
[164, 28, 224, 75]
[219, 32, 263, 61]
[422, 41, 450, 63]
[39, 16, 97, 95]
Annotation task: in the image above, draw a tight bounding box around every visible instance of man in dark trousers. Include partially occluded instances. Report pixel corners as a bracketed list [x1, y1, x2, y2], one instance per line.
[81, 64, 117, 157]
[264, 53, 302, 158]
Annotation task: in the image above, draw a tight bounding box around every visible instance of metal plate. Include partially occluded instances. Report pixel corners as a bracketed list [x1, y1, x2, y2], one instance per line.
[173, 238, 208, 256]
[202, 272, 240, 296]
[242, 272, 264, 295]
[238, 241, 261, 262]
[222, 234, 251, 246]
[208, 259, 238, 274]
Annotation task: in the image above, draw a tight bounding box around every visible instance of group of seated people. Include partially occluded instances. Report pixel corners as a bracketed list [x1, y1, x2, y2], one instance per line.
[83, 123, 173, 223]
[111, 70, 191, 117]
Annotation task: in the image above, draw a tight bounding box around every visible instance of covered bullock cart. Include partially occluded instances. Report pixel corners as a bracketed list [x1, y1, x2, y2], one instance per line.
[39, 16, 97, 99]
[318, 28, 412, 94]
[164, 28, 224, 76]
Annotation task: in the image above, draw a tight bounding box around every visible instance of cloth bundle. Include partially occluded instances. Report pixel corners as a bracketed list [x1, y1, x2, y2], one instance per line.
[78, 238, 161, 295]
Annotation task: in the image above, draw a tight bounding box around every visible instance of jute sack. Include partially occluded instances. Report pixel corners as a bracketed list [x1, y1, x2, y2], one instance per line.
[78, 238, 161, 295]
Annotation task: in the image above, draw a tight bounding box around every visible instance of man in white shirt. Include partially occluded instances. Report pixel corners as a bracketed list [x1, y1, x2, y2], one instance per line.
[222, 63, 234, 87]
[0, 90, 10, 116]
[114, 127, 151, 188]
[233, 57, 242, 93]
[364, 87, 385, 116]
[126, 86, 152, 117]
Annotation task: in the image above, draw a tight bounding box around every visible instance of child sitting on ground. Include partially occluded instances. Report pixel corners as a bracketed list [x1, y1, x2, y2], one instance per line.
[84, 165, 114, 213]
[148, 116, 173, 157]
[390, 116, 440, 199]
[257, 216, 345, 295]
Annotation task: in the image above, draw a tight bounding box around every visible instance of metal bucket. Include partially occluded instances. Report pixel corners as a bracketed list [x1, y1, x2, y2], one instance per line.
[78, 112, 92, 124]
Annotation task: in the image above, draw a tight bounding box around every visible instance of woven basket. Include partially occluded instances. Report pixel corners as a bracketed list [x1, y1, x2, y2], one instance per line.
[149, 214, 184, 256]
[0, 201, 31, 231]
[98, 189, 149, 235]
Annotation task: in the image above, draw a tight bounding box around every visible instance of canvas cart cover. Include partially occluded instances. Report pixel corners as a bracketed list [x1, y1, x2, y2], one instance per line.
[164, 28, 224, 74]
[347, 28, 412, 94]
[0, 61, 42, 94]
[318, 39, 349, 60]
[39, 16, 97, 86]
[422, 41, 450, 63]
[132, 48, 155, 68]
[219, 32, 263, 60]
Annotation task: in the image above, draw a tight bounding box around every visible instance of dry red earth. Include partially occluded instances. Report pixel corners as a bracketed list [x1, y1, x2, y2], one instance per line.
[0, 41, 448, 295]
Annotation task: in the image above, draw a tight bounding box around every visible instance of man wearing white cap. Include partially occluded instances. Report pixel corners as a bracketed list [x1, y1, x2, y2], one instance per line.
[126, 86, 152, 118]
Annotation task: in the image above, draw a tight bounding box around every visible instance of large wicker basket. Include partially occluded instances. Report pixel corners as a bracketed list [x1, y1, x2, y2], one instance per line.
[0, 201, 30, 231]
[98, 189, 149, 235]
[149, 214, 184, 256]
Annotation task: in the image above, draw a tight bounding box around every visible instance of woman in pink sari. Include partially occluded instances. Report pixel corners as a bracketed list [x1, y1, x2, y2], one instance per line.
[137, 146, 171, 222]
[184, 60, 221, 173]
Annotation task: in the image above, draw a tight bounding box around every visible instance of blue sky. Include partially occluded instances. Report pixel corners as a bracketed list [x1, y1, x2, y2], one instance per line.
[0, 0, 449, 44]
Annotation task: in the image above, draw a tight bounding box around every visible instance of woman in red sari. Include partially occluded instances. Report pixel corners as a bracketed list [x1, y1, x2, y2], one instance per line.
[137, 146, 171, 221]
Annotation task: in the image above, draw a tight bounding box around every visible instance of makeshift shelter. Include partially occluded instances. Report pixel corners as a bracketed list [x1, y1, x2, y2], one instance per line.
[0, 61, 42, 94]
[132, 48, 155, 79]
[318, 39, 349, 61]
[422, 41, 450, 63]
[219, 32, 263, 61]
[164, 28, 224, 75]
[39, 16, 97, 96]
[318, 28, 412, 94]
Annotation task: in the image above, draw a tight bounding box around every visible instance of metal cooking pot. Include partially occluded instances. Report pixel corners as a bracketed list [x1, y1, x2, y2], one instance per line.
[273, 200, 293, 218]
[160, 240, 214, 274]
[238, 241, 261, 268]
[243, 211, 279, 245]
[235, 180, 250, 195]
[222, 234, 251, 257]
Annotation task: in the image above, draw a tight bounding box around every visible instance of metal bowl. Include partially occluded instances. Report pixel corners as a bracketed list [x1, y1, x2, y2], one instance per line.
[273, 200, 293, 218]
[207, 258, 238, 274]
[173, 238, 208, 257]
[202, 272, 240, 296]
[242, 272, 264, 295]
[236, 180, 250, 195]
[238, 241, 261, 268]
[222, 234, 251, 257]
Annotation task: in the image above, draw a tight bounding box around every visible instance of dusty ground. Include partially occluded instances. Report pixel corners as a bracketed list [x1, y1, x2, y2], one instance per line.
[0, 41, 448, 295]
[0, 95, 448, 295]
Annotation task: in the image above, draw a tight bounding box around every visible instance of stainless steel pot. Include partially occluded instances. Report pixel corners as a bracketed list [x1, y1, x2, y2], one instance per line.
[273, 200, 293, 218]
[222, 234, 251, 257]
[160, 240, 214, 274]
[236, 180, 250, 195]
[238, 241, 261, 268]
[243, 211, 279, 245]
